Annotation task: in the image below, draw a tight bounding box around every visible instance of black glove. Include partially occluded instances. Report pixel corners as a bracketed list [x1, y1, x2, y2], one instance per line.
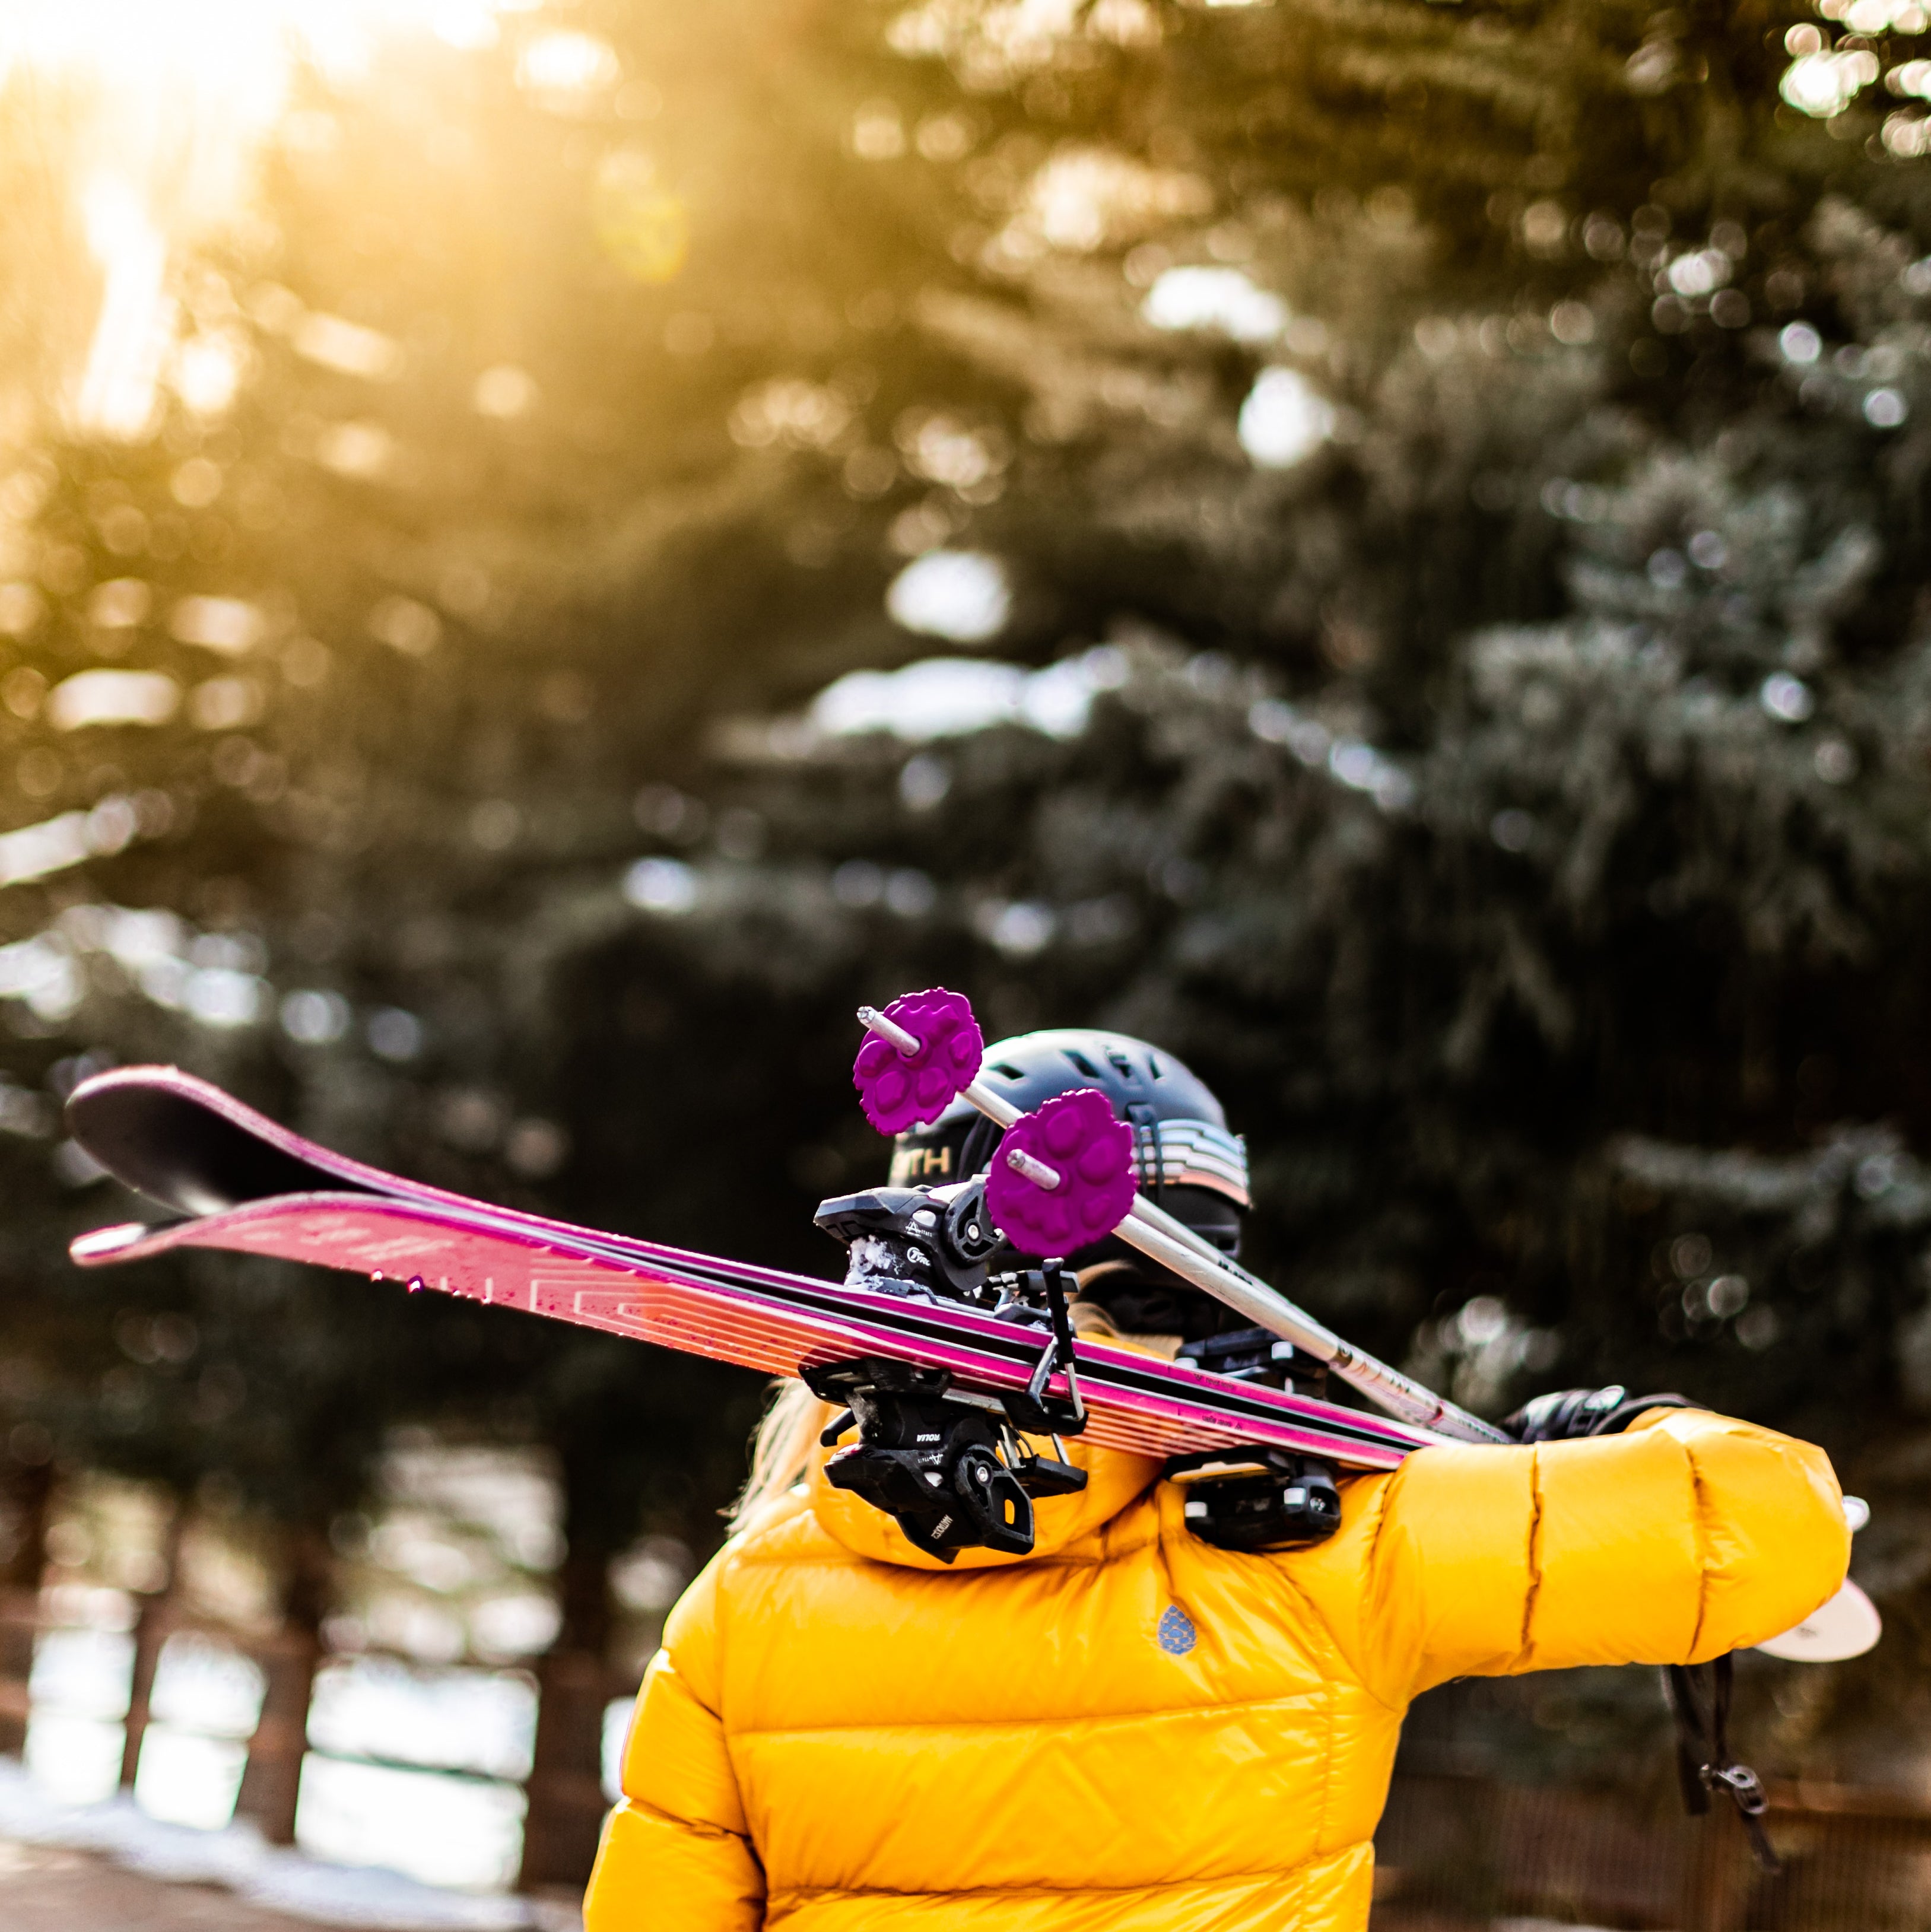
[1501, 1384, 1695, 1442]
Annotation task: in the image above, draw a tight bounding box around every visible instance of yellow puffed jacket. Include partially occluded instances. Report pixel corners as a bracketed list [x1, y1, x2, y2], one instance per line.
[586, 1406, 1849, 1932]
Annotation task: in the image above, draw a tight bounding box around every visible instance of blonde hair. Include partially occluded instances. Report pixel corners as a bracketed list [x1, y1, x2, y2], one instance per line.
[731, 1379, 833, 1533]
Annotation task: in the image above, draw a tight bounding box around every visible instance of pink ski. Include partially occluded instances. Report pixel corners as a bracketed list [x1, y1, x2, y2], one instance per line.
[66, 1067, 1441, 1470]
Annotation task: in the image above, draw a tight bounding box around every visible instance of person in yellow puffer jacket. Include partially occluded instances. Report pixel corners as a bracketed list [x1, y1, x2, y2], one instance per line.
[585, 1031, 1852, 1932]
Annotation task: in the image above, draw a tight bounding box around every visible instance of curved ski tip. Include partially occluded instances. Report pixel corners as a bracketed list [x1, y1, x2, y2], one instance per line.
[68, 1063, 185, 1099]
[70, 1222, 163, 1265]
[1755, 1578, 1882, 1663]
[64, 1063, 191, 1138]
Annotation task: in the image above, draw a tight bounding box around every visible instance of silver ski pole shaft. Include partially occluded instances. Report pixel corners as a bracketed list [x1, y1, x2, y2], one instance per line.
[1099, 1199, 1503, 1442]
[857, 1008, 1506, 1444]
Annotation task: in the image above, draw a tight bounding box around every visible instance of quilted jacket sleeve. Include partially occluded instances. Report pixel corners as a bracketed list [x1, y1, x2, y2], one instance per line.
[1358, 1408, 1851, 1701]
[583, 1558, 764, 1931]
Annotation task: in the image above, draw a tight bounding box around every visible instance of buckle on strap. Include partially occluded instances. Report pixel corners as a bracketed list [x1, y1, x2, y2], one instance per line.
[1703, 1762, 1769, 1817]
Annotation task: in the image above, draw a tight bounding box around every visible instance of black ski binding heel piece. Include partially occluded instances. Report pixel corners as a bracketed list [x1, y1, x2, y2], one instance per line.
[1165, 1446, 1342, 1552]
[1664, 1655, 1780, 1874]
[1165, 1327, 1342, 1552]
[807, 1263, 1087, 1563]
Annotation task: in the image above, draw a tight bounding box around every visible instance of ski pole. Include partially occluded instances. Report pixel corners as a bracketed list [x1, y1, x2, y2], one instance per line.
[857, 1004, 1507, 1445]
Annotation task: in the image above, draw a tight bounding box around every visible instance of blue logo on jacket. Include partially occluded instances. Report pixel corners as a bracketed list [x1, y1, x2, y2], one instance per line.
[1157, 1604, 1197, 1655]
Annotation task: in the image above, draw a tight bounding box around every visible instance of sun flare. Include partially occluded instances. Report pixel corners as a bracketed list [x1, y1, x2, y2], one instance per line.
[0, 0, 541, 437]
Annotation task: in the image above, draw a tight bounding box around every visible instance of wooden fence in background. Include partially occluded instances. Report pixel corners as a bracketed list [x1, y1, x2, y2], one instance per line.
[1373, 1771, 1931, 1931]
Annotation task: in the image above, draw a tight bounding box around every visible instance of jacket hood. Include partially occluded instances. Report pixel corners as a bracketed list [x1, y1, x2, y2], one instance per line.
[807, 1426, 1163, 1570]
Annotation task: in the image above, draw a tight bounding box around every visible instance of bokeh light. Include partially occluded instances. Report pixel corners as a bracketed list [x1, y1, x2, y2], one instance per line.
[1237, 366, 1336, 469]
[885, 550, 1011, 643]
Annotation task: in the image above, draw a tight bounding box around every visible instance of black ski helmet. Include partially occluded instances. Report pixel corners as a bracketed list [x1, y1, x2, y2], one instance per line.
[889, 1028, 1252, 1339]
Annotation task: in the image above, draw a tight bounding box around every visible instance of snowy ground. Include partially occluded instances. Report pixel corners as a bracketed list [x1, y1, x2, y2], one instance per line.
[0, 1832, 329, 1932]
[0, 1837, 586, 1932]
[0, 1760, 582, 1931]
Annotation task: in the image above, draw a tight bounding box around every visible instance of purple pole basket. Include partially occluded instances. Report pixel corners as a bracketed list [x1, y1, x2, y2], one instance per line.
[985, 1088, 1136, 1259]
[852, 988, 984, 1135]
